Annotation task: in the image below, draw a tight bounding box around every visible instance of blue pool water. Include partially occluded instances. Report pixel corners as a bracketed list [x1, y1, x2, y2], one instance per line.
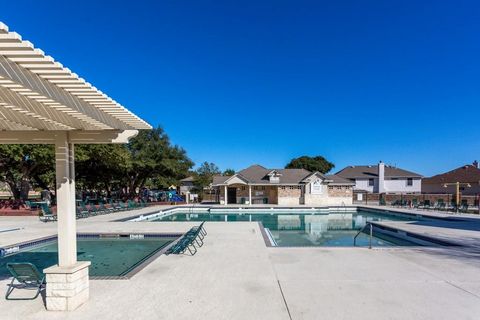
[0, 237, 175, 278]
[151, 209, 424, 247]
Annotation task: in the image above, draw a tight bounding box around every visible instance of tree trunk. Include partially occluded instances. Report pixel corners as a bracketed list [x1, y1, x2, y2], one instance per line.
[6, 180, 20, 200]
[19, 178, 30, 200]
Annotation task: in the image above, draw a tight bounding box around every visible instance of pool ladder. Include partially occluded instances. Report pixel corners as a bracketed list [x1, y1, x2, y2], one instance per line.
[353, 222, 373, 249]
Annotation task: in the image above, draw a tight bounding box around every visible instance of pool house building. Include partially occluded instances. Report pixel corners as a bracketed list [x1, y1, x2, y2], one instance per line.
[212, 165, 354, 206]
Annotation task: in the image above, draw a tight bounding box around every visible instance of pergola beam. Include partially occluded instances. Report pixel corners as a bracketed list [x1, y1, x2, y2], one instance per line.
[0, 130, 139, 144]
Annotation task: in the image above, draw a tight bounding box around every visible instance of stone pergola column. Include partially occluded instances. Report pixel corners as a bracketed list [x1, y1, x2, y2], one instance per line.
[248, 185, 252, 205]
[44, 132, 90, 311]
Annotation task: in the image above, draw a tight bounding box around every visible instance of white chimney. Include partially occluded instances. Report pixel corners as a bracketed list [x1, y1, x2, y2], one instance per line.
[378, 161, 385, 193]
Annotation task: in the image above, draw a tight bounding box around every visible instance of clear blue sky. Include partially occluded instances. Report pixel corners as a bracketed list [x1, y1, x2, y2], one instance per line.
[3, 0, 479, 176]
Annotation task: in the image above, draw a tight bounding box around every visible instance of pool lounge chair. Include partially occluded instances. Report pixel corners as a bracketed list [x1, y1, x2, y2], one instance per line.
[433, 200, 445, 211]
[76, 206, 89, 219]
[166, 222, 207, 255]
[39, 204, 57, 222]
[99, 202, 114, 213]
[412, 199, 419, 209]
[459, 203, 469, 213]
[5, 263, 45, 300]
[108, 199, 122, 211]
[24, 200, 40, 210]
[423, 200, 431, 210]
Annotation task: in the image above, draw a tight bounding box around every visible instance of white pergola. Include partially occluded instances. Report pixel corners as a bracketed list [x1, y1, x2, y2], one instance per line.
[0, 22, 151, 310]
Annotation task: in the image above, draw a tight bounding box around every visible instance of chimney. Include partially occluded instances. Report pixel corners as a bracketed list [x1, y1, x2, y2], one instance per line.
[378, 161, 385, 193]
[474, 160, 479, 169]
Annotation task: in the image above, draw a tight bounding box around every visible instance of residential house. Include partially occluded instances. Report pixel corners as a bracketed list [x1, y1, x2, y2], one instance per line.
[179, 176, 198, 202]
[422, 161, 480, 195]
[335, 161, 422, 194]
[212, 164, 354, 206]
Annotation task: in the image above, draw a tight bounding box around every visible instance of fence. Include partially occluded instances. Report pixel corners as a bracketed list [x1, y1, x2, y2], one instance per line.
[353, 192, 480, 207]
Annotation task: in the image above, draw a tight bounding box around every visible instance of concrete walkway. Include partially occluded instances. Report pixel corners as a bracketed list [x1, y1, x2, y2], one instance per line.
[1, 206, 480, 319]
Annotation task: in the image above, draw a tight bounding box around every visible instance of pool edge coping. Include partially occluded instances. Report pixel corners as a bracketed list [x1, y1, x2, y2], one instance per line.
[0, 232, 183, 280]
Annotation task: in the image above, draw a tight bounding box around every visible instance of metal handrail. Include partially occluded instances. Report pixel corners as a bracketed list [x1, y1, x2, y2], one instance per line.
[353, 222, 373, 249]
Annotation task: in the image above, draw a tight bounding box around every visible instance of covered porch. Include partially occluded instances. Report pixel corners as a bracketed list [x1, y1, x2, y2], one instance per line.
[217, 183, 279, 205]
[0, 22, 151, 310]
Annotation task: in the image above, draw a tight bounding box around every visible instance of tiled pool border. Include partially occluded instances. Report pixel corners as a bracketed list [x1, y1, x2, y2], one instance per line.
[0, 232, 183, 280]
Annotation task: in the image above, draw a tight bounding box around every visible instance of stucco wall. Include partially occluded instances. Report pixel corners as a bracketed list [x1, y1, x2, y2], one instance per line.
[384, 178, 421, 193]
[354, 178, 421, 193]
[354, 179, 376, 192]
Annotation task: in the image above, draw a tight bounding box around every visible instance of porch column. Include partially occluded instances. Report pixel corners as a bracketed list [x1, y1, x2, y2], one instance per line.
[44, 132, 90, 311]
[248, 185, 252, 205]
[224, 185, 228, 205]
[55, 133, 77, 266]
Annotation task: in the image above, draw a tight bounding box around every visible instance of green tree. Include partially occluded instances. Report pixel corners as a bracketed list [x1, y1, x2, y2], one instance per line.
[223, 168, 235, 176]
[75, 144, 131, 195]
[125, 127, 194, 195]
[194, 162, 220, 191]
[0, 126, 194, 200]
[285, 156, 334, 174]
[0, 144, 55, 199]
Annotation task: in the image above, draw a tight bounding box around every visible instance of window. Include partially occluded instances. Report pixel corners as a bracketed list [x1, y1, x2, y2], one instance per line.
[407, 178, 413, 186]
[368, 179, 374, 186]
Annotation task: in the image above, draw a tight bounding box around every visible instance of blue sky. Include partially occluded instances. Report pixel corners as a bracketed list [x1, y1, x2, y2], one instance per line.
[2, 0, 479, 176]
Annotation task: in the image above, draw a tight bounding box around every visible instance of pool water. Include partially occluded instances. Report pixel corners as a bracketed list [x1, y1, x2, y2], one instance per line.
[0, 237, 174, 278]
[151, 210, 423, 247]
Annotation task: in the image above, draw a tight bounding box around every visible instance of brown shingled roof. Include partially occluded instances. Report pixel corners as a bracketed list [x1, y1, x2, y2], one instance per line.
[212, 165, 319, 185]
[325, 174, 356, 185]
[423, 164, 480, 184]
[335, 165, 422, 179]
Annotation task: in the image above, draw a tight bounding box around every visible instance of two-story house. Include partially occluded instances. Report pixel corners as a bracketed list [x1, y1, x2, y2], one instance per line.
[335, 161, 422, 194]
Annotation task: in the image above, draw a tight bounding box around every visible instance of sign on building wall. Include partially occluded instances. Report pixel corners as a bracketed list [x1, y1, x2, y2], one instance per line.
[311, 179, 323, 194]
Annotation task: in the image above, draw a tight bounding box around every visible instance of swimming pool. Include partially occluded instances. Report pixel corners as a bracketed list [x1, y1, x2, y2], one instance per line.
[0, 235, 177, 278]
[148, 209, 425, 247]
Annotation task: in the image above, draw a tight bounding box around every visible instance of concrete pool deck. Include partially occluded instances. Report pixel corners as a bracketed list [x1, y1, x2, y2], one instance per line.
[0, 206, 480, 319]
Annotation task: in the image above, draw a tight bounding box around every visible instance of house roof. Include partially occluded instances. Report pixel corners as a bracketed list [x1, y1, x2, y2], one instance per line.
[423, 164, 480, 185]
[335, 165, 422, 179]
[180, 176, 195, 182]
[212, 165, 349, 186]
[325, 174, 356, 185]
[212, 175, 231, 185]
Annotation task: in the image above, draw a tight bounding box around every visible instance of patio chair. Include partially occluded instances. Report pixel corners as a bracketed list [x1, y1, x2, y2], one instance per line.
[39, 204, 57, 222]
[5, 263, 45, 300]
